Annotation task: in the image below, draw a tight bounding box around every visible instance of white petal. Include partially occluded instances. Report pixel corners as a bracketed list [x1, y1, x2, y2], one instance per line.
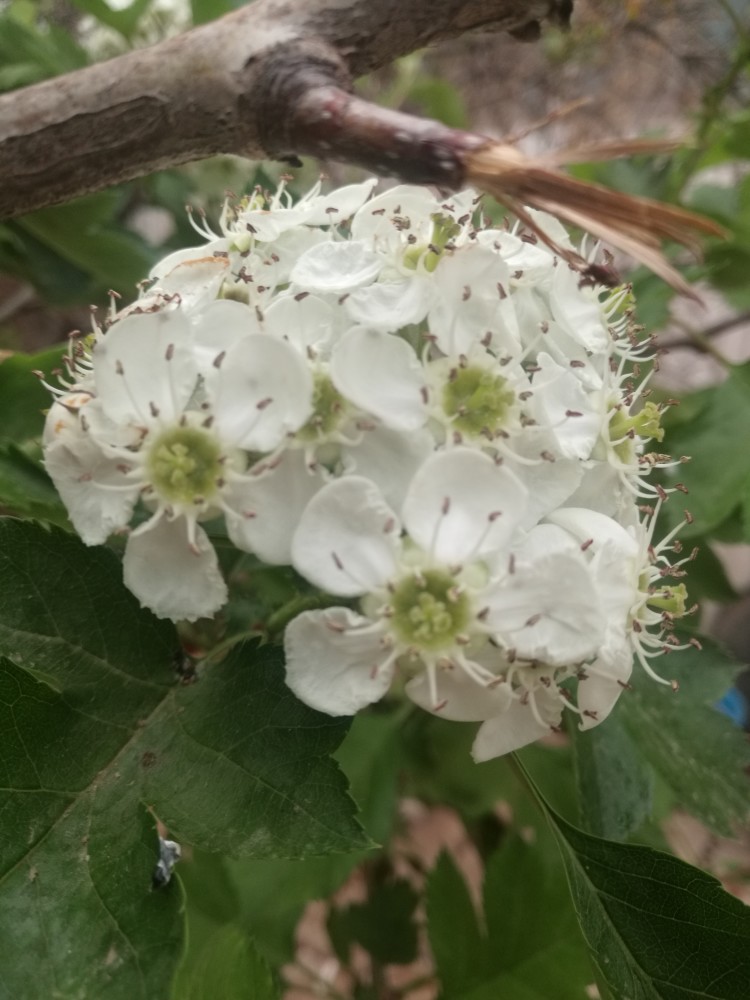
[402, 448, 527, 565]
[284, 608, 394, 715]
[406, 667, 514, 721]
[213, 335, 313, 451]
[472, 690, 563, 761]
[223, 452, 325, 564]
[290, 240, 382, 292]
[341, 424, 434, 513]
[331, 328, 427, 430]
[292, 477, 400, 596]
[350, 186, 439, 243]
[263, 294, 343, 355]
[149, 242, 230, 310]
[530, 352, 600, 460]
[344, 278, 431, 332]
[190, 299, 264, 375]
[123, 516, 227, 622]
[505, 442, 583, 529]
[428, 245, 520, 357]
[44, 436, 139, 545]
[577, 645, 633, 731]
[483, 552, 603, 665]
[93, 310, 198, 425]
[302, 178, 379, 226]
[550, 264, 609, 353]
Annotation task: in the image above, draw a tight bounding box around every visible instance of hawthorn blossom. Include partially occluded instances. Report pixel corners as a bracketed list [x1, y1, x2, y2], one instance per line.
[284, 448, 605, 741]
[39, 175, 693, 760]
[44, 304, 315, 620]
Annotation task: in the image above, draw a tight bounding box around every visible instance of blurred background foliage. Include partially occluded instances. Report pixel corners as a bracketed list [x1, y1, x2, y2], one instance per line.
[1, 1, 750, 998]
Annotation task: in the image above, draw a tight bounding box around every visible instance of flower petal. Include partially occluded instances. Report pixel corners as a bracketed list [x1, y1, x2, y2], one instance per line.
[190, 299, 263, 375]
[223, 452, 325, 564]
[291, 240, 382, 292]
[344, 278, 432, 332]
[284, 608, 394, 715]
[472, 688, 563, 761]
[406, 665, 514, 721]
[93, 309, 199, 426]
[577, 645, 632, 731]
[341, 424, 434, 513]
[123, 516, 227, 621]
[483, 551, 603, 665]
[402, 448, 527, 565]
[292, 477, 400, 596]
[263, 294, 344, 356]
[530, 352, 600, 460]
[331, 327, 427, 430]
[44, 436, 139, 545]
[213, 334, 313, 451]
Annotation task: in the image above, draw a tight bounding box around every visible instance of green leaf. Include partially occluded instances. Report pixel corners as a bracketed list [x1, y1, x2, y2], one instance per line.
[181, 925, 280, 1000]
[334, 707, 404, 844]
[619, 637, 750, 835]
[427, 852, 487, 995]
[538, 792, 750, 1000]
[0, 519, 365, 997]
[0, 344, 65, 443]
[426, 836, 593, 1000]
[0, 444, 70, 526]
[570, 713, 653, 841]
[660, 364, 750, 537]
[471, 834, 593, 1000]
[17, 197, 154, 297]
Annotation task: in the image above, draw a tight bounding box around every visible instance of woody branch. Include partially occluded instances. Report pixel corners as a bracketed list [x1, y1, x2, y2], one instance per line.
[0, 0, 570, 219]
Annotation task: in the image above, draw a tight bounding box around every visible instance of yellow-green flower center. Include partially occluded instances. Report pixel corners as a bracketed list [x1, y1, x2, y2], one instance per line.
[296, 373, 348, 443]
[147, 426, 223, 504]
[403, 213, 461, 273]
[390, 569, 471, 651]
[609, 401, 664, 462]
[647, 582, 688, 617]
[442, 366, 515, 438]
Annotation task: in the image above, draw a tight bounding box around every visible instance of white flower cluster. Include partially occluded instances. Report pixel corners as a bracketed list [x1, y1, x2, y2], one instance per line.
[41, 177, 694, 759]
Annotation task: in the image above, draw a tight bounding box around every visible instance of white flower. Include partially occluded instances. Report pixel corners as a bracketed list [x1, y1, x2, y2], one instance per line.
[44, 305, 315, 621]
[284, 449, 604, 731]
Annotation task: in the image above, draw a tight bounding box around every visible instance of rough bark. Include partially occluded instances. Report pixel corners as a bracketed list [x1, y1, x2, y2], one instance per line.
[0, 0, 571, 219]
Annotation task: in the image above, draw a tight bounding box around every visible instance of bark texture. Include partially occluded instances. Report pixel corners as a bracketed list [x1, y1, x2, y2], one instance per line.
[0, 0, 571, 218]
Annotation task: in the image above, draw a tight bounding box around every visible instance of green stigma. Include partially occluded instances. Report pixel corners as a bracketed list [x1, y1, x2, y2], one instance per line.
[147, 426, 223, 504]
[442, 366, 515, 439]
[403, 212, 461, 273]
[609, 401, 664, 461]
[296, 373, 347, 443]
[647, 582, 688, 617]
[390, 569, 471, 652]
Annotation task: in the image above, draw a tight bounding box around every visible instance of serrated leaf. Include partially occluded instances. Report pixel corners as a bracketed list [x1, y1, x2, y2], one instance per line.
[537, 792, 750, 1000]
[334, 707, 404, 844]
[571, 713, 653, 841]
[180, 925, 280, 1000]
[0, 519, 365, 997]
[427, 852, 487, 995]
[619, 638, 750, 835]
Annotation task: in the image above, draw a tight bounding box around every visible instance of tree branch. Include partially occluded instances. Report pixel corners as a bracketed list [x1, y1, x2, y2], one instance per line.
[0, 0, 568, 219]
